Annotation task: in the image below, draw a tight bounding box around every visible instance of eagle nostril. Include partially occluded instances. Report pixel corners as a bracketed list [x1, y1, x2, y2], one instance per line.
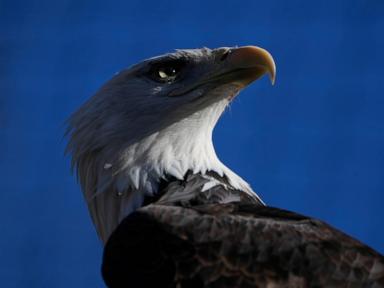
[219, 49, 231, 61]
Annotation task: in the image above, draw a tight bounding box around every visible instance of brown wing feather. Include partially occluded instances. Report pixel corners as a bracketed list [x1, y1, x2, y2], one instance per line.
[102, 203, 384, 288]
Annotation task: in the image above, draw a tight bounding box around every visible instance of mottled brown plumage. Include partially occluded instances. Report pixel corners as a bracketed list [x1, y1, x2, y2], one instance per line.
[102, 173, 384, 287]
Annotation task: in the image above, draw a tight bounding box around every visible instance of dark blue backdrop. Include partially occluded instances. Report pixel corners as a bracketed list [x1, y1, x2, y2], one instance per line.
[1, 0, 383, 287]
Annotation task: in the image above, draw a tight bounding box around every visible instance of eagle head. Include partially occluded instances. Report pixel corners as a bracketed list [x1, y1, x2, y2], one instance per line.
[66, 46, 275, 242]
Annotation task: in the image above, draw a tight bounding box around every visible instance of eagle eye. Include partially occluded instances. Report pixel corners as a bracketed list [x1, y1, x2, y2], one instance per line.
[149, 59, 186, 83]
[157, 67, 178, 81]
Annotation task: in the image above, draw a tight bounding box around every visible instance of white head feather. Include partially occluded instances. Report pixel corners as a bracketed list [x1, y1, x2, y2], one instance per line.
[66, 46, 275, 242]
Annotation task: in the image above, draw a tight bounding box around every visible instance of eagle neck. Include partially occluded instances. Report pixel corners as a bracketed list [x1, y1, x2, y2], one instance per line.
[113, 99, 256, 199]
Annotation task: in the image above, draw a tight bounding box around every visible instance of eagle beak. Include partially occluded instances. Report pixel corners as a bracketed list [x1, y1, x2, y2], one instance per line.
[168, 46, 276, 97]
[226, 46, 276, 86]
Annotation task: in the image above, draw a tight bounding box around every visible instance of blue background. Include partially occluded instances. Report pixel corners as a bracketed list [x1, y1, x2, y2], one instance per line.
[1, 0, 383, 287]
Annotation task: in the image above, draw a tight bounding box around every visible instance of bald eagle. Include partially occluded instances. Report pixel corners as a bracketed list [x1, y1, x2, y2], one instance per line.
[66, 46, 384, 287]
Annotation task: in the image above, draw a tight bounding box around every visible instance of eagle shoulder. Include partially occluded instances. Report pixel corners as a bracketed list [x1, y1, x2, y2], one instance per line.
[102, 203, 384, 287]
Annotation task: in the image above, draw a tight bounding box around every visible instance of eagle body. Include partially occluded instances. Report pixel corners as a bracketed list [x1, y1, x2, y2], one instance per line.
[102, 172, 384, 287]
[66, 46, 384, 287]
